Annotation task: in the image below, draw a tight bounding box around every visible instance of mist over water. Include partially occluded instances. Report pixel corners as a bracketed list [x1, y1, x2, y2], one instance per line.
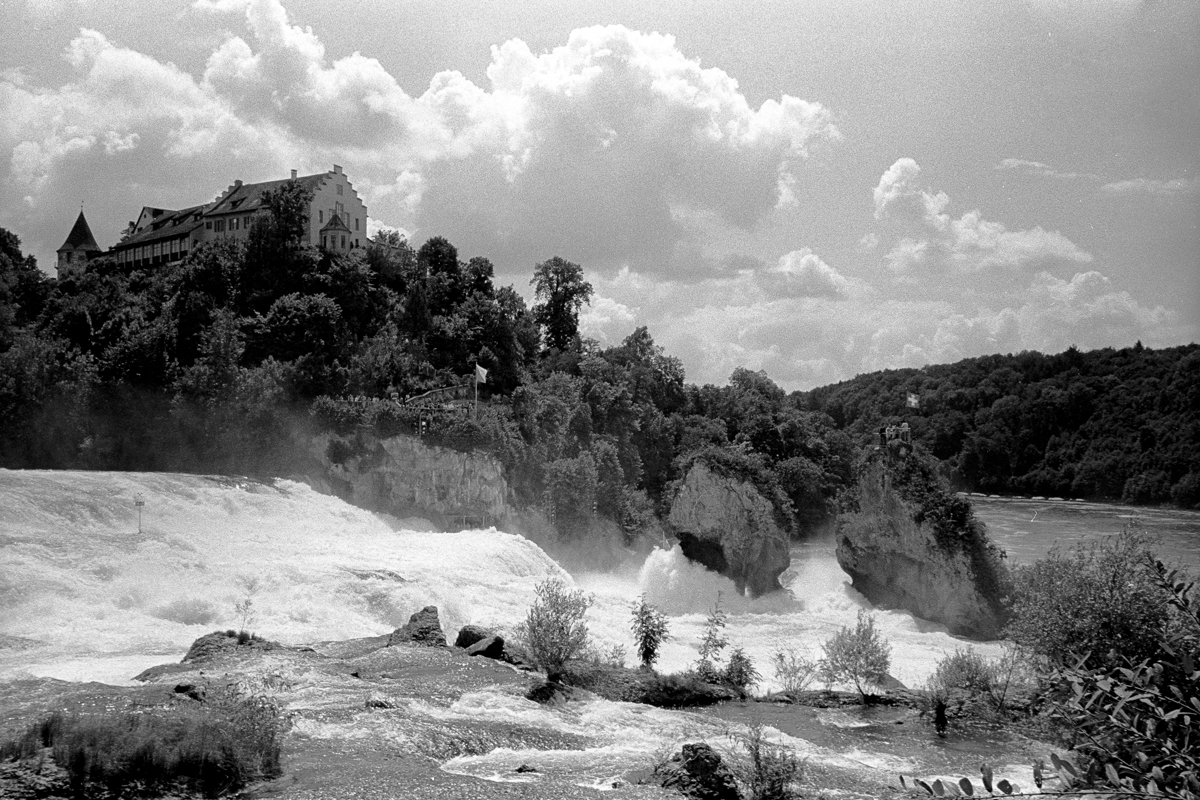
[1, 469, 1006, 692]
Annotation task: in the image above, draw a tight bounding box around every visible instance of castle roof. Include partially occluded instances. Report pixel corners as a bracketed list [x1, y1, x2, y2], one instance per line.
[58, 211, 102, 254]
[206, 172, 328, 216]
[116, 205, 206, 249]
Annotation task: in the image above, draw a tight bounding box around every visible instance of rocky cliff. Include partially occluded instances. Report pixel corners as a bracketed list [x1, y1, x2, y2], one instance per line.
[836, 448, 1009, 639]
[668, 462, 791, 596]
[306, 432, 509, 528]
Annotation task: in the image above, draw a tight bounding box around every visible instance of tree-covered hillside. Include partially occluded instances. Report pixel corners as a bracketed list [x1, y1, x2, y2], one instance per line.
[0, 181, 853, 542]
[799, 344, 1200, 507]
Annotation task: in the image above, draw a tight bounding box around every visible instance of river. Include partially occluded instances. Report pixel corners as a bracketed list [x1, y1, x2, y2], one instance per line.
[2, 470, 1197, 793]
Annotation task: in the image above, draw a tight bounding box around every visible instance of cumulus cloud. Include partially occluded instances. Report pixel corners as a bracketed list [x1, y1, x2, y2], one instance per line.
[1099, 177, 1196, 197]
[2, 0, 838, 280]
[579, 294, 638, 345]
[872, 158, 1092, 274]
[760, 248, 850, 299]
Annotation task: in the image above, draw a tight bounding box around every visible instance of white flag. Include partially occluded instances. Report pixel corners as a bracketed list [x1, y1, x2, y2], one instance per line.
[906, 392, 920, 409]
[475, 364, 488, 384]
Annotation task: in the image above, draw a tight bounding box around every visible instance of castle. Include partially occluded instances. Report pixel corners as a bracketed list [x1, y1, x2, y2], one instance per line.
[56, 165, 367, 279]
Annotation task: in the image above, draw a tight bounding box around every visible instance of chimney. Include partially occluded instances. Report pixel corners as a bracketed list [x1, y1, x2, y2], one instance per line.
[333, 164, 343, 175]
[290, 169, 297, 179]
[234, 179, 242, 189]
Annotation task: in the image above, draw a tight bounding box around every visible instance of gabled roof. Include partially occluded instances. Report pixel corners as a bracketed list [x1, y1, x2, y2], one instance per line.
[115, 205, 206, 249]
[206, 172, 327, 216]
[58, 211, 102, 253]
[320, 212, 352, 233]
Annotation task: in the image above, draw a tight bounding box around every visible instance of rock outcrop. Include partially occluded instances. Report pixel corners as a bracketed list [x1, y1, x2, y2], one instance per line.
[668, 462, 790, 596]
[836, 447, 1009, 639]
[308, 432, 508, 528]
[388, 606, 447, 647]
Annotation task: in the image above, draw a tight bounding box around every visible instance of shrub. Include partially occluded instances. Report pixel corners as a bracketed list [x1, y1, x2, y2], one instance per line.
[1005, 530, 1169, 668]
[694, 592, 729, 682]
[723, 647, 760, 693]
[630, 594, 670, 669]
[730, 723, 803, 800]
[0, 692, 284, 798]
[519, 577, 592, 677]
[930, 647, 993, 695]
[819, 609, 891, 702]
[771, 649, 819, 694]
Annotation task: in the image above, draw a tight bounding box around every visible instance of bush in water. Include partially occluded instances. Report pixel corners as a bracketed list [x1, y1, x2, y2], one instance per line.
[630, 594, 670, 669]
[819, 609, 891, 702]
[519, 577, 592, 677]
[694, 592, 729, 682]
[930, 647, 994, 695]
[722, 646, 760, 693]
[730, 723, 803, 800]
[771, 649, 819, 694]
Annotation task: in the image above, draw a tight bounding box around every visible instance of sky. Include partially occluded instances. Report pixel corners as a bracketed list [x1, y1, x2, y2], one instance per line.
[1, 0, 1197, 390]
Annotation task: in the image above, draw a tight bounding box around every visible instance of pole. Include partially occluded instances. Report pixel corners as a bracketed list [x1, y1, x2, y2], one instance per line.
[474, 366, 479, 419]
[134, 493, 145, 533]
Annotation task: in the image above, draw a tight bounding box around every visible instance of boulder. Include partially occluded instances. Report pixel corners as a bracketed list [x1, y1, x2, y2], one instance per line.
[182, 630, 278, 663]
[454, 624, 493, 649]
[668, 462, 790, 595]
[388, 606, 447, 647]
[465, 635, 506, 660]
[652, 743, 740, 800]
[835, 448, 1009, 639]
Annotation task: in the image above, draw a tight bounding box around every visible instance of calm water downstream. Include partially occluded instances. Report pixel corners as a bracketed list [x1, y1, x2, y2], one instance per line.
[967, 494, 1200, 569]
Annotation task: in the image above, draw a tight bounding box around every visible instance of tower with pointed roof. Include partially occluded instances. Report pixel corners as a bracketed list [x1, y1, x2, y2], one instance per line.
[57, 210, 102, 279]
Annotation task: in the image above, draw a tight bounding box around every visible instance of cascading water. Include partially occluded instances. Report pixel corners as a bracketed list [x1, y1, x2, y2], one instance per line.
[1, 469, 1047, 792]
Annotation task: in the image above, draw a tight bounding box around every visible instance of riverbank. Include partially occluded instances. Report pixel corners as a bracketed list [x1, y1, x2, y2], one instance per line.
[1, 632, 1058, 800]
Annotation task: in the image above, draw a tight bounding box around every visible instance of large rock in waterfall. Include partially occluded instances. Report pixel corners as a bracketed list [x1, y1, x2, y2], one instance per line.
[668, 461, 791, 596]
[306, 431, 508, 528]
[836, 445, 1010, 639]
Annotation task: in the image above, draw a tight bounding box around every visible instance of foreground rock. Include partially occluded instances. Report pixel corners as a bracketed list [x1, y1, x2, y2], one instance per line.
[653, 743, 740, 800]
[836, 445, 1010, 639]
[668, 460, 791, 596]
[387, 605, 446, 646]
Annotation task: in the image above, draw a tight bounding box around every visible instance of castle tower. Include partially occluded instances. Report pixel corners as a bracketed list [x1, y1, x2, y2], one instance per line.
[56, 210, 102, 279]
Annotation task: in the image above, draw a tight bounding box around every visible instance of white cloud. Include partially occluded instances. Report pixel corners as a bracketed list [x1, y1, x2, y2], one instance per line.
[762, 248, 850, 299]
[872, 157, 1092, 274]
[579, 294, 638, 345]
[595, 266, 1184, 390]
[2, 1, 839, 281]
[1099, 177, 1196, 197]
[994, 158, 1101, 181]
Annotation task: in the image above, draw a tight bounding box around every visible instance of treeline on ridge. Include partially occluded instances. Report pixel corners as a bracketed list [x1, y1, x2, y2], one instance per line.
[799, 343, 1200, 507]
[0, 182, 854, 540]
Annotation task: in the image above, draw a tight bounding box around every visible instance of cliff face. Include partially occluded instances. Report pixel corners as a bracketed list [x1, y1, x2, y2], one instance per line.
[668, 462, 791, 596]
[307, 432, 509, 527]
[835, 452, 1009, 639]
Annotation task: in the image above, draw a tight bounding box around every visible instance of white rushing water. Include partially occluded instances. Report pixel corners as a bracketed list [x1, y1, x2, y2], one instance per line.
[0, 469, 1002, 691]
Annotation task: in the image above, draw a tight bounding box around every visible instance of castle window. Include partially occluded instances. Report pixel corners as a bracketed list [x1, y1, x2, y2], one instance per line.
[230, 218, 238, 231]
[341, 235, 346, 249]
[244, 215, 251, 228]
[319, 210, 323, 223]
[355, 217, 359, 231]
[205, 220, 212, 229]
[337, 183, 343, 196]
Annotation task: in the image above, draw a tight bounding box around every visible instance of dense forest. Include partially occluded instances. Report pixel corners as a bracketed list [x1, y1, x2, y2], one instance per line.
[2, 180, 1196, 547]
[800, 343, 1200, 507]
[0, 181, 854, 542]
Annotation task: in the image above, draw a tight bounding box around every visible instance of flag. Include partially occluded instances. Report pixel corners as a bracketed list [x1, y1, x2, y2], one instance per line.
[475, 364, 488, 384]
[906, 392, 920, 409]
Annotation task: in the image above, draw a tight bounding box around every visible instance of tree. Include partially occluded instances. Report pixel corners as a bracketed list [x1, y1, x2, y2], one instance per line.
[695, 592, 729, 681]
[520, 577, 593, 677]
[262, 179, 315, 246]
[819, 609, 891, 702]
[631, 594, 670, 669]
[531, 256, 592, 352]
